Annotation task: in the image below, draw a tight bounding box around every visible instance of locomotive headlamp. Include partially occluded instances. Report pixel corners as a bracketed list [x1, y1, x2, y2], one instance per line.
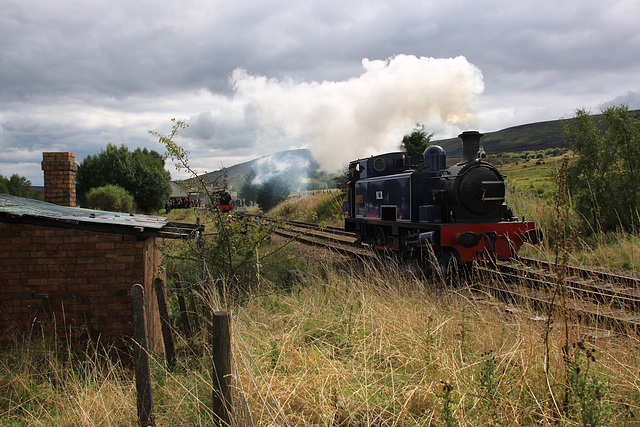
[456, 231, 481, 248]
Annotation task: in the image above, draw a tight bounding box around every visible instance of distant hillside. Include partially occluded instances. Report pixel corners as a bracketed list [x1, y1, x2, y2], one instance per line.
[435, 119, 568, 157]
[198, 149, 320, 192]
[192, 109, 640, 187]
[436, 109, 640, 157]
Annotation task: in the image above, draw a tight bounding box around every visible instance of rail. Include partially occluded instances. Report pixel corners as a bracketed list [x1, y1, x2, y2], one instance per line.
[275, 219, 640, 333]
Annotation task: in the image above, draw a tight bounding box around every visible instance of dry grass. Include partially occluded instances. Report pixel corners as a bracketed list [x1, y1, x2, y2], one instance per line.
[271, 191, 345, 227]
[571, 232, 640, 273]
[0, 337, 136, 426]
[230, 262, 640, 425]
[505, 182, 640, 274]
[3, 262, 640, 425]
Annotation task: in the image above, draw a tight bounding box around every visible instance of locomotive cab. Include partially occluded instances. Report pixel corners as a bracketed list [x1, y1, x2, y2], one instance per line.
[356, 152, 422, 179]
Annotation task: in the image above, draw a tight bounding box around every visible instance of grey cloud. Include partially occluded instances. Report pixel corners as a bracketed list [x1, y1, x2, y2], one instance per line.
[599, 90, 640, 110]
[1, 0, 640, 184]
[182, 111, 257, 151]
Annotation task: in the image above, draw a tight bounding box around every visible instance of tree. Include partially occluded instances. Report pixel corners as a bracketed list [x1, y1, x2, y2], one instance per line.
[256, 177, 290, 212]
[0, 174, 43, 200]
[76, 144, 171, 213]
[563, 104, 640, 233]
[401, 123, 434, 155]
[151, 119, 276, 298]
[238, 169, 258, 205]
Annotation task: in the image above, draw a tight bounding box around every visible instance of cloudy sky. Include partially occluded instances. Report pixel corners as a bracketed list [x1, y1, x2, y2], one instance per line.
[2, 0, 639, 185]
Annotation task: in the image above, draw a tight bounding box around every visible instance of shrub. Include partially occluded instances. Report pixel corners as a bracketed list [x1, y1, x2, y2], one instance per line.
[312, 192, 346, 221]
[564, 105, 640, 233]
[85, 185, 135, 212]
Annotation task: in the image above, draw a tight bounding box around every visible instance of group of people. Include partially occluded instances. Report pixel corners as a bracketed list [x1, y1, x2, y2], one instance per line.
[167, 197, 202, 210]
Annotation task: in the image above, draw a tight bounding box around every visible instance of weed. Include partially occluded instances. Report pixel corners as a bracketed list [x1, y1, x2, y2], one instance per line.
[478, 350, 498, 418]
[566, 341, 610, 426]
[456, 307, 472, 362]
[438, 380, 458, 427]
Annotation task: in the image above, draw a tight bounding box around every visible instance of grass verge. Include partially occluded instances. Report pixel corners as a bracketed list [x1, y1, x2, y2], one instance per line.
[4, 260, 640, 425]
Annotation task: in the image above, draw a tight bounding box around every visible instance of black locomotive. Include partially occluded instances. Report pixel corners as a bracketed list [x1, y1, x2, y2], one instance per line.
[215, 190, 234, 212]
[345, 131, 538, 265]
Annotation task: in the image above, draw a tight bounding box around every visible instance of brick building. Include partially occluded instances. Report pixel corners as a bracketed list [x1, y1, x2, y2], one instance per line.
[0, 153, 201, 350]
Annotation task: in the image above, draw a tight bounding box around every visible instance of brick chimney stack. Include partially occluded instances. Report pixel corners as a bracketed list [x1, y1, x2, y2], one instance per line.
[41, 152, 77, 207]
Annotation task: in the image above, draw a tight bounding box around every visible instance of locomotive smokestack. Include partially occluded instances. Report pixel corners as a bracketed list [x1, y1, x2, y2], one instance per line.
[459, 131, 484, 164]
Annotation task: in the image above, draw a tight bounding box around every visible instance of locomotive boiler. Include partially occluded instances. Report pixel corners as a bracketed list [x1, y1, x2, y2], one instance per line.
[345, 131, 539, 267]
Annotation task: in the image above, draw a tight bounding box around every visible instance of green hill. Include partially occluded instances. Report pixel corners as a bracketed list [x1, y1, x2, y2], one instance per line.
[435, 119, 567, 157]
[436, 109, 640, 157]
[198, 149, 329, 193]
[191, 109, 640, 188]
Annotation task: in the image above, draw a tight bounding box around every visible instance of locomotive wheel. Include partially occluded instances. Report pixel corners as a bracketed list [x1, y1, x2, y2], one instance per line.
[374, 226, 389, 249]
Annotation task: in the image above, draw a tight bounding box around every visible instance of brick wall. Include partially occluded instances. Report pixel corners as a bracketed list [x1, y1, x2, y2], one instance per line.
[0, 223, 162, 350]
[41, 152, 77, 207]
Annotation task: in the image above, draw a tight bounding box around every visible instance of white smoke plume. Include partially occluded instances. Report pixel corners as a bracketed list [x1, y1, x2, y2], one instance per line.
[230, 54, 484, 172]
[251, 150, 312, 192]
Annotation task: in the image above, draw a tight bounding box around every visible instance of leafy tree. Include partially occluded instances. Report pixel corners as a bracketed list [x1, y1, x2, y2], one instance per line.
[238, 168, 258, 205]
[563, 105, 640, 233]
[256, 177, 290, 212]
[401, 123, 434, 155]
[0, 174, 43, 200]
[76, 144, 171, 213]
[151, 119, 276, 297]
[86, 185, 135, 212]
[332, 171, 348, 193]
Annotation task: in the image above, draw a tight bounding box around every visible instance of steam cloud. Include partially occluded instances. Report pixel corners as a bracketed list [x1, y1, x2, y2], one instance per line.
[251, 151, 312, 193]
[231, 55, 484, 172]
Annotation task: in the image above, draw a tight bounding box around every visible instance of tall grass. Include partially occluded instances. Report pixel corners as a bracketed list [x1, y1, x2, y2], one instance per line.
[3, 260, 640, 425]
[505, 180, 640, 274]
[0, 336, 136, 426]
[232, 262, 640, 425]
[271, 191, 345, 227]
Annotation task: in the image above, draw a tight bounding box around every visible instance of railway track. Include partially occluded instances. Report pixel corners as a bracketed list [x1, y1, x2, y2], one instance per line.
[271, 219, 374, 259]
[474, 257, 640, 333]
[269, 218, 640, 333]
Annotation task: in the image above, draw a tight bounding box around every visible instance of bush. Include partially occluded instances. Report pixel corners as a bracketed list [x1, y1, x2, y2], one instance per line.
[76, 144, 171, 213]
[564, 105, 640, 233]
[313, 192, 346, 221]
[85, 185, 135, 212]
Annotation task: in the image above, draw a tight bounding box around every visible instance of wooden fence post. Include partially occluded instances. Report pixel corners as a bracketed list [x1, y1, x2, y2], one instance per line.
[211, 311, 232, 425]
[173, 272, 193, 338]
[131, 284, 155, 426]
[154, 278, 176, 370]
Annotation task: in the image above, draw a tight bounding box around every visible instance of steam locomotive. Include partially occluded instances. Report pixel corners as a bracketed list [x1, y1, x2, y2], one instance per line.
[345, 131, 539, 267]
[215, 190, 234, 212]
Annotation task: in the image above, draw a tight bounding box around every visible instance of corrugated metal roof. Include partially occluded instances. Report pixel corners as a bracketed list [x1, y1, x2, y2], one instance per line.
[0, 193, 202, 239]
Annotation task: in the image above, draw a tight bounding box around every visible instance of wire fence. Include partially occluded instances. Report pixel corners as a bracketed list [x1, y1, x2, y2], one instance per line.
[152, 274, 291, 426]
[231, 317, 290, 427]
